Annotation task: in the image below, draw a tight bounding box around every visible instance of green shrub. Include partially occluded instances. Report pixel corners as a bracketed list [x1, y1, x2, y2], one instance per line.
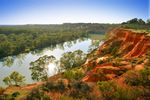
[98, 69, 103, 75]
[98, 60, 104, 65]
[110, 47, 119, 56]
[114, 86, 143, 100]
[138, 69, 150, 86]
[70, 81, 92, 99]
[57, 80, 66, 94]
[64, 70, 83, 81]
[26, 87, 44, 100]
[114, 57, 122, 67]
[97, 81, 143, 100]
[124, 70, 140, 86]
[0, 86, 3, 92]
[97, 81, 116, 100]
[145, 60, 150, 66]
[113, 86, 126, 100]
[12, 92, 20, 97]
[137, 60, 143, 64]
[42, 81, 55, 92]
[42, 80, 66, 94]
[43, 94, 52, 100]
[124, 69, 150, 86]
[58, 96, 86, 100]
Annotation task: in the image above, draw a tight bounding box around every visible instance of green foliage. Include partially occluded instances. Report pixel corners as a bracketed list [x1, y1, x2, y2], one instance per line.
[64, 70, 83, 81]
[0, 86, 4, 91]
[26, 87, 45, 100]
[70, 81, 92, 99]
[98, 69, 103, 75]
[145, 61, 150, 67]
[98, 60, 104, 65]
[43, 94, 52, 100]
[0, 25, 89, 58]
[97, 81, 116, 100]
[42, 80, 66, 94]
[59, 96, 86, 100]
[137, 60, 143, 64]
[114, 86, 143, 100]
[29, 55, 56, 81]
[110, 47, 119, 56]
[97, 81, 143, 100]
[12, 92, 20, 97]
[145, 51, 150, 67]
[121, 18, 150, 36]
[3, 77, 11, 86]
[3, 71, 26, 86]
[59, 50, 85, 70]
[122, 18, 146, 25]
[114, 57, 122, 67]
[124, 69, 150, 86]
[138, 69, 150, 86]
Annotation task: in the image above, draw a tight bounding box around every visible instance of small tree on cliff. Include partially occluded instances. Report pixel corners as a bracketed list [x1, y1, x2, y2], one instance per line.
[3, 71, 26, 86]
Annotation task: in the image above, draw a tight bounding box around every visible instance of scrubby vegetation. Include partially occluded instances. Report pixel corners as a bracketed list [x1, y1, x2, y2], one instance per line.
[97, 81, 144, 100]
[124, 69, 150, 86]
[63, 69, 83, 82]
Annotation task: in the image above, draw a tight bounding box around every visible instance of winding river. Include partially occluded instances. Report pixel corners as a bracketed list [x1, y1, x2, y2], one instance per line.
[0, 34, 104, 87]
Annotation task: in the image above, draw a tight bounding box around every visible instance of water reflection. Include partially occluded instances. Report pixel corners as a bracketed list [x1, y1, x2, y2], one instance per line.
[0, 38, 96, 68]
[57, 43, 65, 50]
[2, 56, 15, 67]
[16, 53, 27, 66]
[0, 35, 104, 87]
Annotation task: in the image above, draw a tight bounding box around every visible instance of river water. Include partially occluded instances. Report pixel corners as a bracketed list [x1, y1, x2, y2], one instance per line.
[0, 34, 104, 87]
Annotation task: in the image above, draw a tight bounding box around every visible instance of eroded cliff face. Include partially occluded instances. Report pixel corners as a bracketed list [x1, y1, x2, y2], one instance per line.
[100, 29, 150, 58]
[82, 29, 150, 82]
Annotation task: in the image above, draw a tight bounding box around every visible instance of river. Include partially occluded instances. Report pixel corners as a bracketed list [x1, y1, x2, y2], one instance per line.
[0, 34, 104, 87]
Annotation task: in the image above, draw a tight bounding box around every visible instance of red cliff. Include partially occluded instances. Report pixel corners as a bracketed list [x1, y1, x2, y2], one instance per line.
[100, 29, 150, 58]
[82, 29, 150, 82]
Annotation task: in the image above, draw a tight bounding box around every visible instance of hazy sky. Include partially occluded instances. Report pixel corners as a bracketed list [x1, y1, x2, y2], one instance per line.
[0, 0, 149, 25]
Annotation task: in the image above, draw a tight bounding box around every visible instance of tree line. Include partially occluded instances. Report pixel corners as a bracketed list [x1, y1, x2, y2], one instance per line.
[0, 26, 89, 58]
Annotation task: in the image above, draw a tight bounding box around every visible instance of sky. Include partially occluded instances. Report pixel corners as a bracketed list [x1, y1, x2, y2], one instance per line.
[0, 0, 149, 25]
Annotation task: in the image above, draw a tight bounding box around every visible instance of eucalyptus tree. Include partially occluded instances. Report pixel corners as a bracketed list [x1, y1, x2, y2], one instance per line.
[59, 50, 85, 71]
[29, 55, 56, 81]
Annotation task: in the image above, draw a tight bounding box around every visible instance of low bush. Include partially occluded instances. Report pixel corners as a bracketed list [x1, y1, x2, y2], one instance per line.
[124, 69, 150, 86]
[97, 81, 143, 100]
[97, 81, 116, 100]
[58, 96, 86, 100]
[137, 60, 143, 64]
[70, 81, 92, 99]
[145, 60, 150, 67]
[64, 70, 83, 82]
[26, 87, 44, 100]
[42, 80, 66, 94]
[12, 92, 20, 97]
[114, 86, 143, 100]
